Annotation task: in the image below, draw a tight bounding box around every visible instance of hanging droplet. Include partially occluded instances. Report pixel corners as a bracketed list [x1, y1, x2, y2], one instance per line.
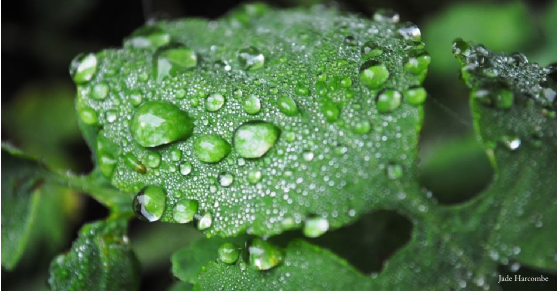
[218, 243, 240, 264]
[238, 47, 265, 71]
[247, 169, 262, 184]
[243, 95, 261, 115]
[373, 9, 400, 23]
[173, 199, 198, 223]
[205, 93, 226, 112]
[197, 212, 212, 230]
[397, 22, 421, 42]
[303, 217, 329, 238]
[377, 90, 402, 113]
[179, 161, 193, 176]
[277, 95, 298, 116]
[234, 121, 280, 159]
[386, 163, 403, 180]
[218, 172, 234, 187]
[133, 186, 166, 222]
[131, 101, 194, 147]
[248, 238, 283, 271]
[361, 41, 383, 59]
[359, 61, 389, 89]
[90, 82, 109, 100]
[194, 135, 231, 163]
[405, 87, 427, 105]
[155, 46, 197, 82]
[70, 53, 98, 84]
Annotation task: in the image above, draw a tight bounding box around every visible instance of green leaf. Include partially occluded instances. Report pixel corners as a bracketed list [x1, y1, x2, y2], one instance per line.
[73, 5, 432, 237]
[48, 219, 140, 291]
[1, 144, 47, 269]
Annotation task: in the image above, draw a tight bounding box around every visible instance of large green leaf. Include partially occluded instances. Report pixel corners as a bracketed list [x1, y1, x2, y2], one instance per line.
[48, 219, 140, 291]
[1, 144, 47, 269]
[73, 5, 432, 237]
[175, 42, 557, 291]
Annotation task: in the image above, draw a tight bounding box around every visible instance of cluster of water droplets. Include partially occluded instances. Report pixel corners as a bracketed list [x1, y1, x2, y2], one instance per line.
[70, 5, 433, 239]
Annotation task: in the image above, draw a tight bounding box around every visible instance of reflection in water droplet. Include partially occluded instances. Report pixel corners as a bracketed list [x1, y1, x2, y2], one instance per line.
[133, 186, 166, 222]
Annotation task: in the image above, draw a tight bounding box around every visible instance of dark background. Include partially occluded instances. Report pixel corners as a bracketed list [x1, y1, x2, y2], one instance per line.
[2, 0, 556, 290]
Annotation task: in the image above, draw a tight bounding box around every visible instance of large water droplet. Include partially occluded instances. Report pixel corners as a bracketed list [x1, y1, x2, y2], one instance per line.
[131, 101, 193, 148]
[248, 238, 283, 270]
[70, 53, 98, 84]
[377, 90, 402, 113]
[218, 243, 240, 264]
[206, 93, 226, 112]
[194, 135, 231, 163]
[277, 95, 299, 116]
[243, 95, 261, 115]
[238, 47, 265, 71]
[173, 199, 198, 223]
[303, 217, 329, 238]
[133, 186, 166, 222]
[156, 46, 197, 82]
[234, 121, 280, 159]
[359, 61, 389, 89]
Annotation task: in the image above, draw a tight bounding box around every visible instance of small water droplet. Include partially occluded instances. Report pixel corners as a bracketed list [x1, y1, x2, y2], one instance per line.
[321, 101, 340, 122]
[386, 163, 403, 180]
[131, 101, 194, 147]
[205, 93, 226, 112]
[234, 121, 280, 159]
[303, 217, 329, 238]
[452, 38, 471, 63]
[179, 162, 193, 176]
[377, 90, 402, 113]
[91, 82, 109, 100]
[133, 186, 166, 222]
[173, 199, 198, 223]
[373, 9, 399, 23]
[96, 134, 117, 178]
[125, 26, 171, 49]
[218, 243, 240, 264]
[397, 22, 421, 42]
[146, 151, 161, 168]
[106, 110, 118, 123]
[353, 120, 372, 134]
[248, 238, 283, 270]
[169, 148, 182, 161]
[359, 61, 389, 89]
[238, 47, 265, 71]
[194, 135, 231, 163]
[404, 50, 431, 77]
[277, 95, 298, 116]
[155, 46, 197, 82]
[405, 87, 427, 105]
[302, 150, 314, 161]
[361, 41, 383, 59]
[129, 90, 143, 106]
[218, 172, 234, 187]
[197, 212, 212, 230]
[243, 95, 261, 115]
[70, 53, 98, 84]
[501, 135, 521, 151]
[248, 169, 262, 184]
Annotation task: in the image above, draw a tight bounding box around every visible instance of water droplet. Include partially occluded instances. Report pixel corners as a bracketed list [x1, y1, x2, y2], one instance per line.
[510, 262, 521, 272]
[173, 199, 198, 223]
[339, 76, 352, 88]
[247, 170, 262, 184]
[179, 162, 193, 176]
[106, 110, 118, 123]
[96, 134, 118, 178]
[218, 172, 234, 187]
[169, 148, 182, 161]
[248, 238, 283, 270]
[361, 41, 383, 59]
[194, 135, 231, 163]
[501, 135, 521, 151]
[397, 22, 421, 42]
[373, 9, 400, 23]
[77, 105, 98, 125]
[125, 152, 146, 174]
[243, 95, 261, 115]
[197, 212, 212, 230]
[302, 150, 315, 162]
[386, 163, 403, 179]
[303, 217, 329, 238]
[216, 243, 240, 265]
[404, 50, 431, 77]
[234, 121, 280, 159]
[146, 151, 161, 168]
[405, 87, 427, 105]
[91, 82, 109, 100]
[377, 90, 402, 113]
[495, 89, 514, 109]
[321, 101, 340, 122]
[238, 47, 265, 71]
[130, 90, 143, 106]
[205, 93, 226, 112]
[296, 84, 310, 95]
[359, 61, 389, 89]
[353, 120, 372, 134]
[452, 38, 471, 63]
[133, 186, 166, 222]
[70, 53, 98, 84]
[277, 95, 298, 116]
[156, 46, 197, 82]
[125, 26, 171, 49]
[131, 101, 194, 147]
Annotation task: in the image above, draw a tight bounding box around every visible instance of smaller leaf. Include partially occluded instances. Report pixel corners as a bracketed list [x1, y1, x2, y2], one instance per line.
[48, 219, 140, 291]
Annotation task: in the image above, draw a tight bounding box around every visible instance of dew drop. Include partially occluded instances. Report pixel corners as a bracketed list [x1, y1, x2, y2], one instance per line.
[206, 93, 226, 112]
[129, 90, 143, 106]
[234, 121, 280, 159]
[218, 172, 234, 187]
[302, 150, 314, 161]
[361, 41, 383, 59]
[197, 212, 212, 230]
[238, 47, 265, 71]
[377, 90, 402, 113]
[397, 22, 421, 42]
[243, 95, 261, 115]
[321, 101, 340, 122]
[155, 46, 197, 82]
[169, 148, 182, 161]
[96, 134, 118, 178]
[248, 238, 283, 271]
[373, 9, 400, 23]
[70, 53, 98, 84]
[218, 243, 240, 264]
[131, 101, 194, 147]
[125, 26, 171, 49]
[146, 151, 161, 168]
[277, 95, 299, 116]
[133, 186, 166, 222]
[91, 82, 109, 100]
[303, 217, 329, 238]
[501, 135, 521, 151]
[359, 61, 389, 89]
[247, 169, 262, 184]
[179, 162, 193, 176]
[124, 152, 146, 174]
[405, 87, 427, 105]
[386, 163, 403, 180]
[172, 199, 198, 223]
[404, 50, 431, 77]
[353, 120, 372, 134]
[194, 135, 231, 163]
